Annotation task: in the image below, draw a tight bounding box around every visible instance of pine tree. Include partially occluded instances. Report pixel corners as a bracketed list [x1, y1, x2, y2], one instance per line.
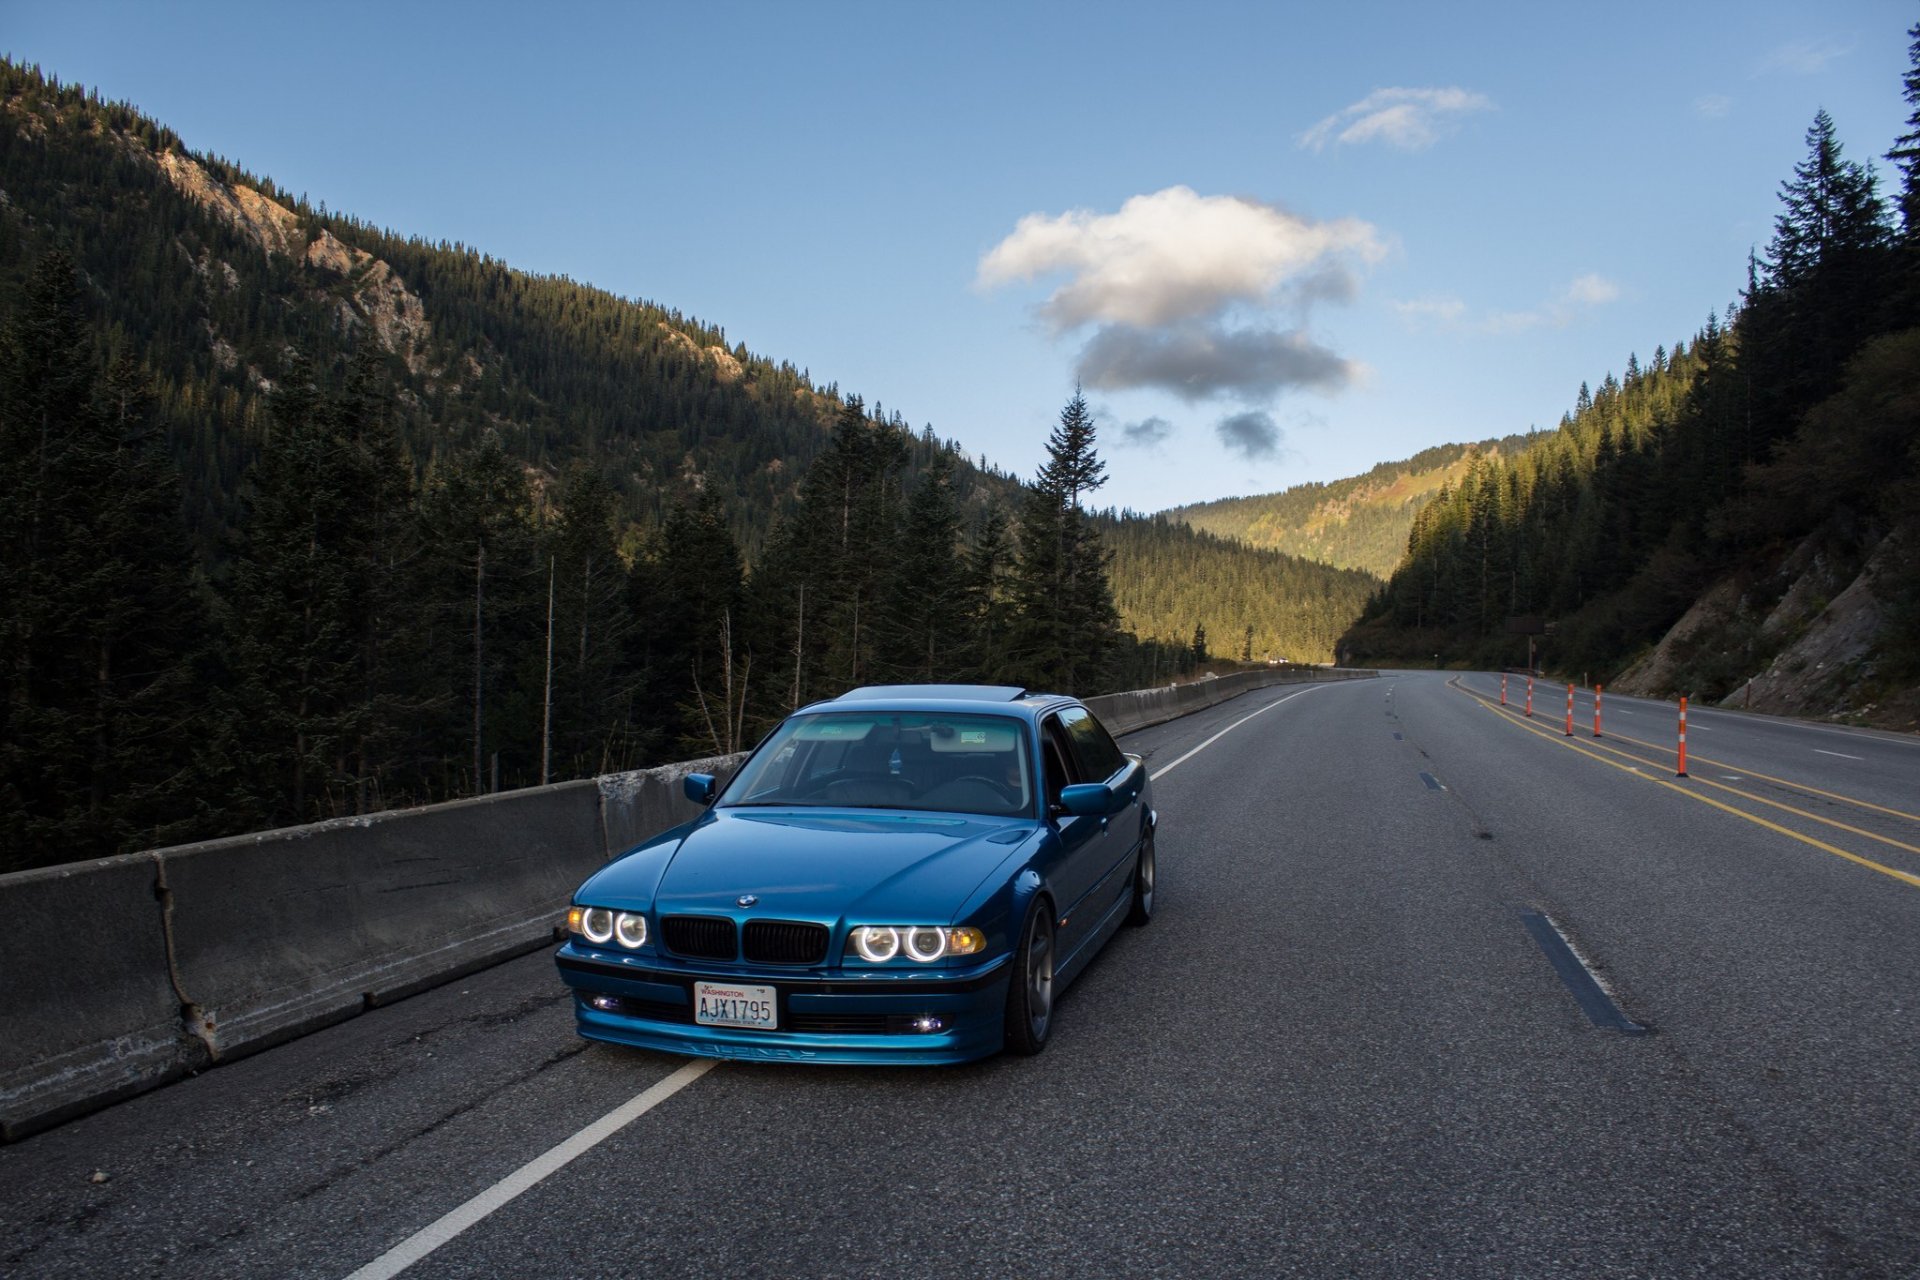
[876, 449, 966, 681]
[963, 506, 1015, 681]
[543, 465, 635, 777]
[1007, 392, 1120, 693]
[1887, 22, 1920, 240]
[415, 429, 539, 795]
[0, 253, 210, 869]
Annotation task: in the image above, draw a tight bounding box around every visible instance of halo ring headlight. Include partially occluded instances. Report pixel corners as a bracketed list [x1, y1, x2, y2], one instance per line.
[853, 926, 900, 962]
[581, 907, 615, 945]
[614, 911, 648, 949]
[904, 926, 948, 962]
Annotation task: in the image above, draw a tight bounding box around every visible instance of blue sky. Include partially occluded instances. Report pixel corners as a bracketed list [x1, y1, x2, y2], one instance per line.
[7, 2, 1913, 513]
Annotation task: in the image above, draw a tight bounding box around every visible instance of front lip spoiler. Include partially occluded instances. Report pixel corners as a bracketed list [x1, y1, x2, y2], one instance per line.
[555, 953, 1010, 994]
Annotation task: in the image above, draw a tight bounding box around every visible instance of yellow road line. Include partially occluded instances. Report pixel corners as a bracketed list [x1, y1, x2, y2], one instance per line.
[1453, 676, 1920, 826]
[1459, 688, 1920, 893]
[1476, 701, 1920, 860]
[1598, 727, 1920, 825]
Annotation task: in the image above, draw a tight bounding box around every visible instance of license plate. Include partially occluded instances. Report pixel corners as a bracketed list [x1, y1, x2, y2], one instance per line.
[693, 981, 777, 1029]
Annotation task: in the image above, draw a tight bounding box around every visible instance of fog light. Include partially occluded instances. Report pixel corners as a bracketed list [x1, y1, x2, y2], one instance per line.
[588, 994, 622, 1013]
[910, 1015, 944, 1033]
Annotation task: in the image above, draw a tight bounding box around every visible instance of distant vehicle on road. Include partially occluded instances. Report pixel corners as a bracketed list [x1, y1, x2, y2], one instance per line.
[555, 684, 1155, 1063]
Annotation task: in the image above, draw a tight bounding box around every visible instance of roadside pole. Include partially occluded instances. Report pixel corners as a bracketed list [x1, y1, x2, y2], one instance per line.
[1677, 696, 1689, 777]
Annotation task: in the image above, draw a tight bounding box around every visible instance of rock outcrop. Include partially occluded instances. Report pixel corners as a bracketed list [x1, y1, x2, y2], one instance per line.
[157, 150, 431, 368]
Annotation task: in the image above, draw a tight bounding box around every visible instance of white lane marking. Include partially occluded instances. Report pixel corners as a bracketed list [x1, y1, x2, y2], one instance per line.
[1150, 685, 1324, 782]
[343, 1059, 717, 1280]
[1815, 749, 1864, 761]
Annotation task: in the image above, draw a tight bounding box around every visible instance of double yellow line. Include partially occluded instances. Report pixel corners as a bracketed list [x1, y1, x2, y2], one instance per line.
[1450, 679, 1920, 892]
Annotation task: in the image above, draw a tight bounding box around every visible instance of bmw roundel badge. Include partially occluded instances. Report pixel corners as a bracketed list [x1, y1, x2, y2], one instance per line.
[736, 894, 759, 908]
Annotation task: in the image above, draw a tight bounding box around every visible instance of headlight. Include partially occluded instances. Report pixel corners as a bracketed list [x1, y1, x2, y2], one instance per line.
[614, 911, 648, 949]
[581, 907, 615, 945]
[852, 925, 900, 962]
[846, 926, 987, 963]
[904, 927, 947, 962]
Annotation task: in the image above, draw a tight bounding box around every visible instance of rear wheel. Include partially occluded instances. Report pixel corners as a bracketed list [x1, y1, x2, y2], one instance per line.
[1003, 897, 1055, 1055]
[1126, 828, 1156, 927]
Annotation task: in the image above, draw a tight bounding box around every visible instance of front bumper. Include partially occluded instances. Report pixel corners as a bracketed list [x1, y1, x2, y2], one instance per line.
[555, 942, 1013, 1065]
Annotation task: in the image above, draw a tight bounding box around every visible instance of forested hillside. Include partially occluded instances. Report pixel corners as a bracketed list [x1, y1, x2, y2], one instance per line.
[0, 61, 1006, 557]
[0, 62, 1375, 871]
[1165, 436, 1530, 577]
[1343, 27, 1920, 728]
[1102, 514, 1379, 666]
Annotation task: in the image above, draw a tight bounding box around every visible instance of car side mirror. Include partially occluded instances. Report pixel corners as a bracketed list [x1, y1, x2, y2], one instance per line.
[1058, 783, 1116, 817]
[683, 773, 717, 806]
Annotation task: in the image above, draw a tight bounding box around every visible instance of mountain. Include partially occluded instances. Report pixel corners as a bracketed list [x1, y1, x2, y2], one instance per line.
[1164, 436, 1532, 578]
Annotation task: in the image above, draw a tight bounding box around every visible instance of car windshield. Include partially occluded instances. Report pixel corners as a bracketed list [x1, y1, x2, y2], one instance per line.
[717, 711, 1034, 818]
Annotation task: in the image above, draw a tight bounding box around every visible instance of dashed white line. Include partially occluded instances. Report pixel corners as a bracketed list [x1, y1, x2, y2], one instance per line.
[1815, 749, 1864, 761]
[1150, 685, 1324, 782]
[342, 1059, 716, 1280]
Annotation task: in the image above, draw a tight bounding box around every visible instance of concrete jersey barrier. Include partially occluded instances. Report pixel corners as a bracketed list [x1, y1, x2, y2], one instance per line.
[0, 855, 198, 1140]
[0, 670, 1371, 1140]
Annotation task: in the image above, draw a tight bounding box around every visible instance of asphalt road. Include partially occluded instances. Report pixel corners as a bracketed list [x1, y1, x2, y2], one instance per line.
[4, 672, 1917, 1278]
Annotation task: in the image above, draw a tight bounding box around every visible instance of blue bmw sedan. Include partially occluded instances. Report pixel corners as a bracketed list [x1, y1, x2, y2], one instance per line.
[555, 684, 1155, 1063]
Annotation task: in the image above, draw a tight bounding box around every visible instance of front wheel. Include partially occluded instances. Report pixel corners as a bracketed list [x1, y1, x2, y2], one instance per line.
[1126, 828, 1155, 927]
[1003, 897, 1055, 1055]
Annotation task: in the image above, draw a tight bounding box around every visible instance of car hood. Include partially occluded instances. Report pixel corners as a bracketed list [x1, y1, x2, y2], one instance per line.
[582, 807, 1031, 924]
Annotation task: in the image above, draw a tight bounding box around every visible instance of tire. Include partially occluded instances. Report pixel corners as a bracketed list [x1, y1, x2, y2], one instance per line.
[1125, 827, 1156, 927]
[1003, 896, 1056, 1055]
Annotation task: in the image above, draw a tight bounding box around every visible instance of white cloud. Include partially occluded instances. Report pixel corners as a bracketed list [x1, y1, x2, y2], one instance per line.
[1695, 93, 1733, 119]
[979, 186, 1383, 402]
[976, 185, 1385, 332]
[1756, 38, 1852, 76]
[1390, 296, 1467, 324]
[1299, 86, 1493, 152]
[1392, 275, 1620, 334]
[1563, 273, 1619, 306]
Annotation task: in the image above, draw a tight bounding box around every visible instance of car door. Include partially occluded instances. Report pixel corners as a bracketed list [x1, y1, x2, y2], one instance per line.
[1041, 709, 1118, 957]
[1055, 706, 1143, 921]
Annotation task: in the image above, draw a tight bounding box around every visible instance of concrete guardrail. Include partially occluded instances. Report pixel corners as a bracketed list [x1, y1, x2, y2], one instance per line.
[0, 672, 1368, 1140]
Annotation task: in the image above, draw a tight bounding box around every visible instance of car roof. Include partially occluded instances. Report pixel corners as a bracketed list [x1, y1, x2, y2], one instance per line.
[799, 684, 1077, 718]
[832, 684, 1027, 703]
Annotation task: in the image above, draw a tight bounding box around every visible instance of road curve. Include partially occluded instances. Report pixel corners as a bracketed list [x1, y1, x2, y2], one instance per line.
[3, 673, 1916, 1278]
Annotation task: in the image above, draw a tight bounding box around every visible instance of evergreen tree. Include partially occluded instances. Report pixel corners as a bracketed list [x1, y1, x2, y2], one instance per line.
[963, 506, 1016, 681]
[0, 253, 209, 869]
[1887, 22, 1920, 240]
[542, 465, 636, 778]
[1007, 392, 1120, 693]
[876, 449, 967, 681]
[416, 429, 539, 795]
[640, 490, 747, 754]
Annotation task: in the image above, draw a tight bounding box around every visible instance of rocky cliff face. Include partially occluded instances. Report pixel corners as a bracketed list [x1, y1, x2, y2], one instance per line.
[1612, 523, 1918, 730]
[156, 150, 431, 371]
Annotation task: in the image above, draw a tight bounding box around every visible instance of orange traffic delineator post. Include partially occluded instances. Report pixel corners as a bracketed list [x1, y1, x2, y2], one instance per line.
[1593, 684, 1604, 738]
[1676, 696, 1689, 777]
[1564, 683, 1574, 736]
[1501, 673, 1508, 706]
[1525, 676, 1534, 718]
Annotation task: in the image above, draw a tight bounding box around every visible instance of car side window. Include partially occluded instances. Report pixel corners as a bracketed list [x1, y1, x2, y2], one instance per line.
[1040, 717, 1079, 807]
[1058, 706, 1125, 781]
